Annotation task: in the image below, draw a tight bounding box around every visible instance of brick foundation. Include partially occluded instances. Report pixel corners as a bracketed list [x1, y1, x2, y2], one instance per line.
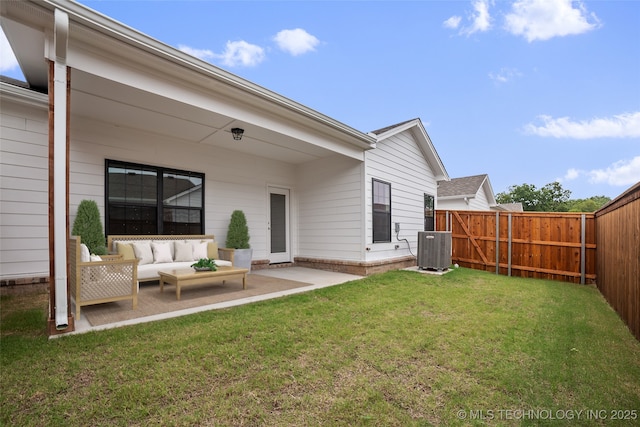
[0, 275, 49, 287]
[294, 256, 417, 276]
[251, 256, 416, 275]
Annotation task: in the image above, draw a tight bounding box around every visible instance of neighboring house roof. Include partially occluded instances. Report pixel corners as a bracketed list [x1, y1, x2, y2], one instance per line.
[495, 203, 524, 212]
[371, 118, 449, 182]
[437, 174, 497, 206]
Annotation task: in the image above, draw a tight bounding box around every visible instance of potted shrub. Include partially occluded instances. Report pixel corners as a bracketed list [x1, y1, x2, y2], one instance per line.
[225, 210, 252, 271]
[71, 199, 108, 255]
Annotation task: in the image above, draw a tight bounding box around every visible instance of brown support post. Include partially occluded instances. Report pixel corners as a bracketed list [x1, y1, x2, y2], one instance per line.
[47, 60, 56, 331]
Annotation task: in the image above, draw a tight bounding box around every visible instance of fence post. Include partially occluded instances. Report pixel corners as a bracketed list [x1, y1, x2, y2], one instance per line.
[581, 214, 586, 285]
[495, 212, 500, 275]
[508, 214, 512, 277]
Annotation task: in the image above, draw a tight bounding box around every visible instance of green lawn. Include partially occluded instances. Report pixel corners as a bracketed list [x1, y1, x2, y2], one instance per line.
[1, 268, 639, 426]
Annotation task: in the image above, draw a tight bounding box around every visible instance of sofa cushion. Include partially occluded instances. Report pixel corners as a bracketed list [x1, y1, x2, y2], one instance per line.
[192, 241, 208, 260]
[133, 242, 154, 265]
[80, 244, 91, 263]
[137, 260, 233, 280]
[117, 242, 136, 260]
[174, 241, 194, 262]
[207, 242, 219, 260]
[151, 242, 173, 264]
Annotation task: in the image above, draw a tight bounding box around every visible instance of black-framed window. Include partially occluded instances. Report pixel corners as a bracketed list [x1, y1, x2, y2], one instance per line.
[372, 179, 391, 242]
[106, 160, 204, 235]
[424, 194, 435, 231]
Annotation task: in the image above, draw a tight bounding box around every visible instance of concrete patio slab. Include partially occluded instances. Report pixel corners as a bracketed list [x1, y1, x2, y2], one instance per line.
[62, 267, 363, 337]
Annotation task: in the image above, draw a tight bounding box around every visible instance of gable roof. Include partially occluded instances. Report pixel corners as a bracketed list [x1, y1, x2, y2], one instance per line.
[370, 118, 418, 136]
[370, 118, 449, 182]
[438, 174, 487, 197]
[438, 174, 497, 206]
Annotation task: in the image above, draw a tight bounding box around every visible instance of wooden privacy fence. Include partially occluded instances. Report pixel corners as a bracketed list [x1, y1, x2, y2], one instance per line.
[595, 183, 639, 341]
[435, 210, 596, 284]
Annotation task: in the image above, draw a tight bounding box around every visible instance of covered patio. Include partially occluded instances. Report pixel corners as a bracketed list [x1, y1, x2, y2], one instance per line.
[68, 267, 363, 336]
[1, 0, 376, 335]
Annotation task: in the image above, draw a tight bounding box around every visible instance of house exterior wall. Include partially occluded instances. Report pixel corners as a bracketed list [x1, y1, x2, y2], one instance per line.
[364, 129, 438, 261]
[472, 187, 490, 210]
[69, 117, 299, 263]
[0, 90, 50, 280]
[296, 155, 365, 261]
[438, 188, 491, 211]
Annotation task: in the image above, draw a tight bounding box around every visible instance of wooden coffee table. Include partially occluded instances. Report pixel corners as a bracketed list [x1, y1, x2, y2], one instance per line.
[158, 266, 249, 300]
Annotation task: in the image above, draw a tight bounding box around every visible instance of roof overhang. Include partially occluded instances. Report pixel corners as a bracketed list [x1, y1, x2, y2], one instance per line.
[1, 0, 376, 164]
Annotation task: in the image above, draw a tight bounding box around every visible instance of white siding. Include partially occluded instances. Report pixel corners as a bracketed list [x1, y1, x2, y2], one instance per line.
[437, 199, 469, 211]
[68, 117, 298, 263]
[438, 188, 491, 211]
[471, 186, 491, 210]
[296, 155, 364, 261]
[0, 97, 50, 279]
[365, 130, 438, 261]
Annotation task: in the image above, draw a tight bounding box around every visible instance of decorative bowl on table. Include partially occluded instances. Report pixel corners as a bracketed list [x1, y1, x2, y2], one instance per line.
[191, 258, 218, 272]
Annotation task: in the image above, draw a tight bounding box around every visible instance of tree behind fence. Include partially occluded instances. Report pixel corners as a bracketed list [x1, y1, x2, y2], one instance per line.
[435, 210, 596, 284]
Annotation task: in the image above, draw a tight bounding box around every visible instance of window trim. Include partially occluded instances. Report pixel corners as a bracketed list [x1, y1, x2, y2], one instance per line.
[424, 193, 435, 231]
[372, 178, 392, 243]
[105, 159, 205, 235]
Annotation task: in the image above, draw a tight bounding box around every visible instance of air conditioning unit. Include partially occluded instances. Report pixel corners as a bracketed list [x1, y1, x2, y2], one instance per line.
[417, 231, 452, 271]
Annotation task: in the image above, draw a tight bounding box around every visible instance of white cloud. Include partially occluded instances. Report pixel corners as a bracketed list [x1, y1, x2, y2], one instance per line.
[563, 168, 580, 181]
[561, 157, 640, 187]
[273, 28, 319, 56]
[461, 0, 493, 36]
[179, 40, 265, 67]
[0, 29, 19, 72]
[217, 40, 265, 67]
[504, 0, 600, 42]
[588, 157, 640, 186]
[178, 45, 216, 61]
[524, 112, 640, 139]
[443, 16, 462, 30]
[489, 67, 522, 84]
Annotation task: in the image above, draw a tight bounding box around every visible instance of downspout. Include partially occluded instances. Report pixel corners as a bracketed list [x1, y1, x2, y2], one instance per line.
[52, 9, 70, 330]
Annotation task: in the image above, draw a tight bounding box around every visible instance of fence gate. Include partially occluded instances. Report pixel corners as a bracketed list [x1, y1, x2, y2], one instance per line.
[436, 210, 596, 284]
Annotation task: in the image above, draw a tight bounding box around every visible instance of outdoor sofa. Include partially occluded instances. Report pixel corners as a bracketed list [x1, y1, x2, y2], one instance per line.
[106, 235, 234, 283]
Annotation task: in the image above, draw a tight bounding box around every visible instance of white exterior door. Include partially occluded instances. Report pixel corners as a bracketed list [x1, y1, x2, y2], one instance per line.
[269, 187, 290, 263]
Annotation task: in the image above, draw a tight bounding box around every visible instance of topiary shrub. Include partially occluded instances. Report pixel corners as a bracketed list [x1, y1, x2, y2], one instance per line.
[225, 210, 250, 249]
[72, 200, 107, 255]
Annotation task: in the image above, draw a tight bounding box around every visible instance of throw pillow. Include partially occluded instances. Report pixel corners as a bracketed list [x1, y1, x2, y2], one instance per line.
[192, 241, 208, 260]
[207, 242, 219, 260]
[174, 241, 194, 262]
[80, 244, 91, 263]
[117, 243, 136, 260]
[132, 242, 154, 265]
[90, 254, 103, 262]
[151, 242, 173, 264]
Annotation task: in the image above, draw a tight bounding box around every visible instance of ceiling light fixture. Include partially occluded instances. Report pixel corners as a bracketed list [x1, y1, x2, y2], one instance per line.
[231, 128, 244, 141]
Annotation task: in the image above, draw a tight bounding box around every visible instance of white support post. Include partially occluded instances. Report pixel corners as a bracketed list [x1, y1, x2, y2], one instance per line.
[53, 9, 69, 330]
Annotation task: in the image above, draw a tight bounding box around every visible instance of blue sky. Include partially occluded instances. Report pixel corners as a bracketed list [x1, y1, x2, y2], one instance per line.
[2, 0, 638, 199]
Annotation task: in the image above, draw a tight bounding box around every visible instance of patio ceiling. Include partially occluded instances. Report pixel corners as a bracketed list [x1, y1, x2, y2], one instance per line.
[70, 70, 340, 165]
